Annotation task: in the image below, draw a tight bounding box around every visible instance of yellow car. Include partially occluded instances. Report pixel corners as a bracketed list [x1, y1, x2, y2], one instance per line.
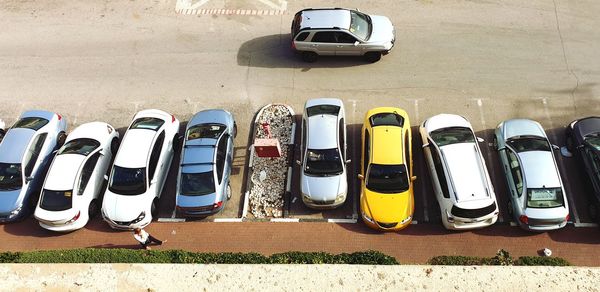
[359, 107, 416, 231]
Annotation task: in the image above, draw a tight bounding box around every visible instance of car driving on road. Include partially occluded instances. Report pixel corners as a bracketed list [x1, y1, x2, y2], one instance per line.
[102, 109, 180, 229]
[291, 8, 395, 62]
[495, 119, 569, 231]
[176, 109, 236, 217]
[299, 98, 348, 209]
[420, 114, 499, 230]
[35, 122, 119, 232]
[359, 107, 416, 231]
[0, 110, 67, 222]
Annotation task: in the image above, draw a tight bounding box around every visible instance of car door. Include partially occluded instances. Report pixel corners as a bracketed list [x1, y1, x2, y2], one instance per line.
[23, 133, 48, 186]
[338, 116, 346, 170]
[147, 131, 165, 197]
[334, 31, 361, 56]
[582, 146, 600, 199]
[427, 141, 451, 204]
[310, 31, 337, 55]
[505, 148, 525, 214]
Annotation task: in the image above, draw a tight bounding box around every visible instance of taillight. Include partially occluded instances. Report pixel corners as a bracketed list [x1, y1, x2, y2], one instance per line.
[566, 214, 570, 222]
[212, 201, 223, 209]
[66, 211, 81, 224]
[57, 114, 62, 120]
[519, 215, 528, 225]
[171, 115, 176, 123]
[291, 41, 296, 49]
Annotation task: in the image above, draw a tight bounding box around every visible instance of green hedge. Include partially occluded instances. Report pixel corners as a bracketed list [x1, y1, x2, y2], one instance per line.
[0, 249, 397, 265]
[428, 249, 570, 266]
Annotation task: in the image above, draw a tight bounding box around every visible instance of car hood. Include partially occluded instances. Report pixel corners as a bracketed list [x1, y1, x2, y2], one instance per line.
[177, 192, 218, 208]
[367, 15, 394, 44]
[301, 174, 347, 201]
[519, 151, 561, 188]
[0, 189, 24, 214]
[363, 188, 413, 223]
[102, 191, 148, 221]
[502, 119, 545, 140]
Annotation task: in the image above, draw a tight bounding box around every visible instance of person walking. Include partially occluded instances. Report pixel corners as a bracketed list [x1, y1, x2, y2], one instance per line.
[133, 228, 166, 250]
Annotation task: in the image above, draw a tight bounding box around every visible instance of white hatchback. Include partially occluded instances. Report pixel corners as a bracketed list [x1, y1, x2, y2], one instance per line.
[420, 114, 499, 230]
[35, 122, 119, 232]
[102, 109, 180, 229]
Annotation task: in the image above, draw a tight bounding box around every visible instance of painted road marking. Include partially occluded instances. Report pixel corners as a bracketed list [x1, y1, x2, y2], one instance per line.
[175, 0, 288, 15]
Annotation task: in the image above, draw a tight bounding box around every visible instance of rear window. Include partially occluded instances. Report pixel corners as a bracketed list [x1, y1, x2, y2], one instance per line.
[369, 113, 404, 127]
[306, 104, 340, 117]
[451, 202, 496, 219]
[130, 117, 164, 131]
[187, 124, 226, 140]
[58, 138, 100, 156]
[12, 117, 49, 131]
[527, 188, 564, 208]
[180, 171, 215, 196]
[40, 189, 73, 211]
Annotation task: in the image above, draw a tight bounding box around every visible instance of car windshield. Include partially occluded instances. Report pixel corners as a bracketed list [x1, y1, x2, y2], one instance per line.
[130, 117, 164, 131]
[430, 127, 475, 147]
[527, 187, 564, 208]
[12, 117, 49, 130]
[367, 164, 409, 193]
[187, 124, 226, 140]
[349, 11, 371, 40]
[304, 148, 343, 176]
[0, 163, 23, 191]
[180, 171, 215, 196]
[369, 112, 404, 127]
[109, 166, 147, 195]
[57, 138, 100, 156]
[306, 105, 340, 117]
[40, 189, 73, 211]
[507, 136, 551, 153]
[585, 135, 600, 150]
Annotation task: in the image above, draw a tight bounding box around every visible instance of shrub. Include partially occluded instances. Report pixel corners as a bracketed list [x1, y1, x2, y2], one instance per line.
[515, 256, 571, 266]
[0, 252, 21, 263]
[428, 249, 569, 267]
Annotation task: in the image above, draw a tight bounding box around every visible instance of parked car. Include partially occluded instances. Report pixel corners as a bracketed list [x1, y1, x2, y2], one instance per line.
[102, 109, 180, 229]
[0, 119, 5, 142]
[291, 8, 395, 62]
[0, 110, 67, 222]
[176, 109, 236, 217]
[34, 122, 120, 232]
[359, 107, 416, 231]
[495, 119, 569, 231]
[565, 116, 600, 219]
[420, 114, 499, 230]
[299, 98, 349, 209]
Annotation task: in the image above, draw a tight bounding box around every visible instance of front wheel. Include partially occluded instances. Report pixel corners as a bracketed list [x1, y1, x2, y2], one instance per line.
[364, 52, 382, 63]
[507, 201, 514, 219]
[110, 137, 120, 156]
[233, 122, 237, 138]
[151, 198, 159, 218]
[226, 184, 232, 200]
[88, 199, 99, 218]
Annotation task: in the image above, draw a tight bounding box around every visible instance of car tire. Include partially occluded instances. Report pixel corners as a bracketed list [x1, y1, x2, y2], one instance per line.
[364, 52, 382, 63]
[301, 51, 318, 63]
[110, 137, 120, 156]
[589, 203, 598, 221]
[492, 136, 498, 150]
[565, 131, 574, 152]
[88, 199, 99, 218]
[507, 201, 514, 219]
[233, 122, 237, 139]
[151, 198, 159, 218]
[172, 134, 181, 152]
[57, 132, 67, 148]
[226, 184, 232, 200]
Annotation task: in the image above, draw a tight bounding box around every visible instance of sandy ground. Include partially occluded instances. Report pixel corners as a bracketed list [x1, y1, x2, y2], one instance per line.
[1, 264, 598, 291]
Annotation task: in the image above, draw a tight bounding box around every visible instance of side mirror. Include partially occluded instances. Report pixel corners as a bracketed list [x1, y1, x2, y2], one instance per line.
[296, 160, 302, 166]
[477, 137, 485, 143]
[357, 174, 364, 180]
[353, 41, 360, 46]
[26, 176, 34, 183]
[104, 174, 109, 181]
[411, 176, 417, 182]
[422, 143, 429, 148]
[150, 178, 157, 185]
[552, 145, 560, 151]
[345, 159, 351, 164]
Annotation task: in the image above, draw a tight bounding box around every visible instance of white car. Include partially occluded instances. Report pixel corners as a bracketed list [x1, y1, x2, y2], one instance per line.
[299, 98, 349, 209]
[102, 109, 180, 229]
[420, 114, 499, 230]
[34, 122, 119, 232]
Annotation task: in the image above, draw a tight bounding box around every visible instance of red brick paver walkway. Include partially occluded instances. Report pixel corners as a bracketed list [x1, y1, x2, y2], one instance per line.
[2, 219, 600, 266]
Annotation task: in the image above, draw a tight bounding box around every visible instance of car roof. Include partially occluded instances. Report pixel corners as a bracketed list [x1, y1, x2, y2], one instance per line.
[20, 110, 57, 121]
[0, 128, 35, 163]
[441, 143, 490, 202]
[573, 116, 600, 138]
[424, 114, 471, 133]
[299, 9, 351, 30]
[307, 114, 338, 149]
[66, 122, 113, 144]
[188, 109, 232, 128]
[44, 154, 85, 190]
[305, 98, 344, 108]
[114, 129, 156, 168]
[519, 151, 561, 188]
[503, 119, 546, 139]
[182, 146, 215, 166]
[371, 126, 404, 164]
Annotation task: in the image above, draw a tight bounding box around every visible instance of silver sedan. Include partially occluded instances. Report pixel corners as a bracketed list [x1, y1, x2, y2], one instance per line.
[494, 119, 569, 231]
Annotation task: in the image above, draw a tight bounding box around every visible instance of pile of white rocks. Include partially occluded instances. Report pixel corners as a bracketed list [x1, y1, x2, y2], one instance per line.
[248, 104, 294, 218]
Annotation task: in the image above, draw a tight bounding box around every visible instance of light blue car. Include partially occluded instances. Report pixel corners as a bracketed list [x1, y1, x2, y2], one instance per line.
[176, 109, 236, 217]
[0, 110, 67, 222]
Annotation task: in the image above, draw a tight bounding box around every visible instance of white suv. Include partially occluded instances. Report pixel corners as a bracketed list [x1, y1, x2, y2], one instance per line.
[420, 114, 499, 230]
[291, 8, 395, 63]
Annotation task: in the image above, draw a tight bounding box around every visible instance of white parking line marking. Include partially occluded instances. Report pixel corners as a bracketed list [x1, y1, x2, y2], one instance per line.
[270, 218, 300, 222]
[574, 222, 599, 228]
[539, 97, 580, 224]
[214, 218, 244, 222]
[327, 218, 357, 223]
[157, 218, 186, 222]
[171, 208, 176, 219]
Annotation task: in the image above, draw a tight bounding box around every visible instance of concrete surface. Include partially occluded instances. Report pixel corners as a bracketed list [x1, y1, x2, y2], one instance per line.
[1, 264, 599, 291]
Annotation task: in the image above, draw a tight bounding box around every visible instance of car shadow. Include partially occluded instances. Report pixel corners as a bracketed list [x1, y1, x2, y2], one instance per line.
[1, 218, 66, 237]
[237, 34, 371, 69]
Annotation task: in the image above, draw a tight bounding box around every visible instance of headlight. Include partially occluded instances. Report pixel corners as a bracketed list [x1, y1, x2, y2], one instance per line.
[335, 193, 346, 203]
[131, 211, 146, 224]
[446, 210, 455, 223]
[400, 216, 412, 225]
[10, 206, 22, 216]
[361, 211, 374, 224]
